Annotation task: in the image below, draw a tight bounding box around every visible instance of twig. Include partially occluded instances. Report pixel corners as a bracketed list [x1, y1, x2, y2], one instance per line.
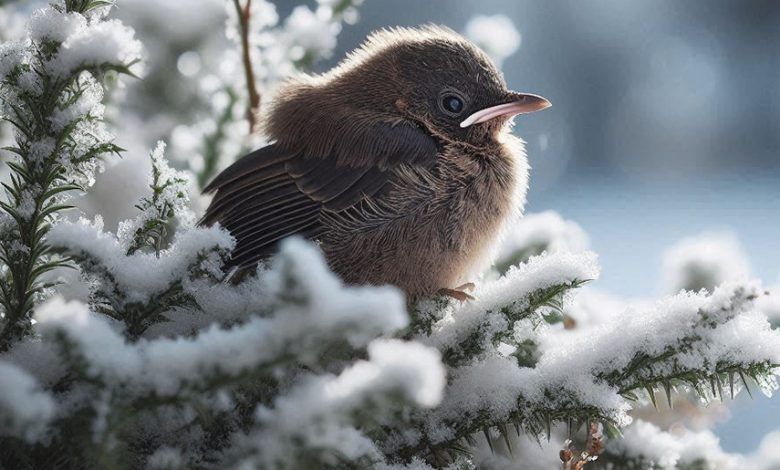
[232, 0, 261, 133]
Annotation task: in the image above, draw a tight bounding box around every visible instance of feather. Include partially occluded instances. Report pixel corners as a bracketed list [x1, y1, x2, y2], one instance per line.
[200, 121, 439, 269]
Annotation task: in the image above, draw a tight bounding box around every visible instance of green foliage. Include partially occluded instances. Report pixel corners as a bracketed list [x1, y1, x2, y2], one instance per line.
[126, 144, 189, 257]
[440, 279, 589, 367]
[61, 0, 114, 14]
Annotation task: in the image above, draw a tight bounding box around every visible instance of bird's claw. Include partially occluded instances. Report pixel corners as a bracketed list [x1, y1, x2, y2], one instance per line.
[454, 282, 476, 292]
[438, 284, 476, 302]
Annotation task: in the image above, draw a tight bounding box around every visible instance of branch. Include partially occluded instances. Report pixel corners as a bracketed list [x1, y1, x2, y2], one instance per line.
[232, 0, 261, 133]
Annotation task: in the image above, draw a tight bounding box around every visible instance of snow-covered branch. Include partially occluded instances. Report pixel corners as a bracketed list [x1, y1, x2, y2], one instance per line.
[0, 1, 141, 349]
[0, 360, 56, 442]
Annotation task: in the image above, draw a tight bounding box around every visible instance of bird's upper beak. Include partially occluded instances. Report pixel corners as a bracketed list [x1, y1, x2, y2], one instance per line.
[460, 93, 551, 128]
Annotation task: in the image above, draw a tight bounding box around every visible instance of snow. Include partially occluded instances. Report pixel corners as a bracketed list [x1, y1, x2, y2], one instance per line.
[0, 40, 24, 82]
[611, 421, 780, 470]
[116, 141, 194, 247]
[49, 80, 103, 132]
[424, 250, 600, 351]
[34, 238, 407, 397]
[564, 287, 633, 330]
[224, 0, 278, 47]
[758, 285, 780, 328]
[416, 280, 780, 450]
[27, 137, 57, 164]
[119, 0, 226, 43]
[0, 212, 12, 239]
[2, 338, 67, 389]
[48, 216, 234, 305]
[539, 282, 779, 414]
[51, 18, 143, 78]
[497, 211, 590, 263]
[28, 8, 86, 44]
[662, 231, 750, 293]
[611, 420, 745, 469]
[431, 355, 526, 435]
[359, 339, 446, 408]
[751, 429, 780, 469]
[1, 0, 779, 466]
[245, 339, 445, 466]
[0, 361, 57, 442]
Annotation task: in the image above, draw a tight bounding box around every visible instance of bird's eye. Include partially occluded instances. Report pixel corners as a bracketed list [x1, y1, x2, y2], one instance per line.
[441, 94, 464, 114]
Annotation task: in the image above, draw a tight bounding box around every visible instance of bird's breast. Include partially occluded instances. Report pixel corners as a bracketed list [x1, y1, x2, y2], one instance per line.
[320, 134, 529, 298]
[437, 137, 529, 275]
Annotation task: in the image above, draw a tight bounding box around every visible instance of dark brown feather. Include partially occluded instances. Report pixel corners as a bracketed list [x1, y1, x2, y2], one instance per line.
[203, 145, 293, 193]
[201, 174, 291, 225]
[200, 122, 438, 268]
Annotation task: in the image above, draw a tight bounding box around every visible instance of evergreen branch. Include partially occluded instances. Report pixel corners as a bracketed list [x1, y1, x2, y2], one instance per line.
[0, 4, 141, 350]
[439, 279, 589, 366]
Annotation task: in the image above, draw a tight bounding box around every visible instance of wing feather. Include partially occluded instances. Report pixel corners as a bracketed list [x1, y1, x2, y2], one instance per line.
[200, 120, 439, 269]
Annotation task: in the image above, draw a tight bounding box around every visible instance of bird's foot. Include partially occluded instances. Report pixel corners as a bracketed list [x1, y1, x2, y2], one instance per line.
[438, 282, 476, 302]
[454, 282, 476, 292]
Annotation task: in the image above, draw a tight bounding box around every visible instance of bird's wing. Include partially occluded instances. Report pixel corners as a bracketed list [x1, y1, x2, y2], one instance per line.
[201, 120, 439, 269]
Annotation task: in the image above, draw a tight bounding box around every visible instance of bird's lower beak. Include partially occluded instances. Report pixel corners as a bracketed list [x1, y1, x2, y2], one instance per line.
[460, 93, 551, 128]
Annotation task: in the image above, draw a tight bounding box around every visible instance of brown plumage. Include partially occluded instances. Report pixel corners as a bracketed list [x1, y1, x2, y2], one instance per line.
[201, 25, 550, 302]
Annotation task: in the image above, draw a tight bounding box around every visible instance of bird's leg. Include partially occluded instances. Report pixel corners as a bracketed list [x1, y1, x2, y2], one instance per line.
[438, 282, 476, 302]
[454, 282, 475, 292]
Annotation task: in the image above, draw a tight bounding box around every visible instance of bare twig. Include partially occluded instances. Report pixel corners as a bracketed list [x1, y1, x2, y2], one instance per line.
[232, 0, 261, 133]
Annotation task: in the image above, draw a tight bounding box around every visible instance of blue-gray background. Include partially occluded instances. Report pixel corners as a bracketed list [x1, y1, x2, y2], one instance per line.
[277, 0, 780, 455]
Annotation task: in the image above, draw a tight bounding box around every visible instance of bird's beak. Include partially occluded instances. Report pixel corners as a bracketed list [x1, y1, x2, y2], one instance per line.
[460, 93, 551, 128]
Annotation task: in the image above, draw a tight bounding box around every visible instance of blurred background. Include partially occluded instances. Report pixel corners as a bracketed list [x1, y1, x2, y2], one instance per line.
[2, 0, 779, 457]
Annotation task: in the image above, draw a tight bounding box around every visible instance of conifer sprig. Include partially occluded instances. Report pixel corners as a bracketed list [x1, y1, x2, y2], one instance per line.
[0, 1, 140, 349]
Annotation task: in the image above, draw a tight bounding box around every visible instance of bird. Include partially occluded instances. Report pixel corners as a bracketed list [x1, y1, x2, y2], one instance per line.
[200, 25, 550, 303]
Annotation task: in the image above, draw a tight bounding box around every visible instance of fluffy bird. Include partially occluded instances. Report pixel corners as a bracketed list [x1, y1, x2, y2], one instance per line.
[201, 25, 550, 302]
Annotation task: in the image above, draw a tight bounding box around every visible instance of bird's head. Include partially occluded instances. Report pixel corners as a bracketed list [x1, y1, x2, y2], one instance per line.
[266, 25, 550, 153]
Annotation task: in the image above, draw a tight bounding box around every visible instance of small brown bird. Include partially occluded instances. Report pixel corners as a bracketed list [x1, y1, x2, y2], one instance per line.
[201, 25, 550, 302]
